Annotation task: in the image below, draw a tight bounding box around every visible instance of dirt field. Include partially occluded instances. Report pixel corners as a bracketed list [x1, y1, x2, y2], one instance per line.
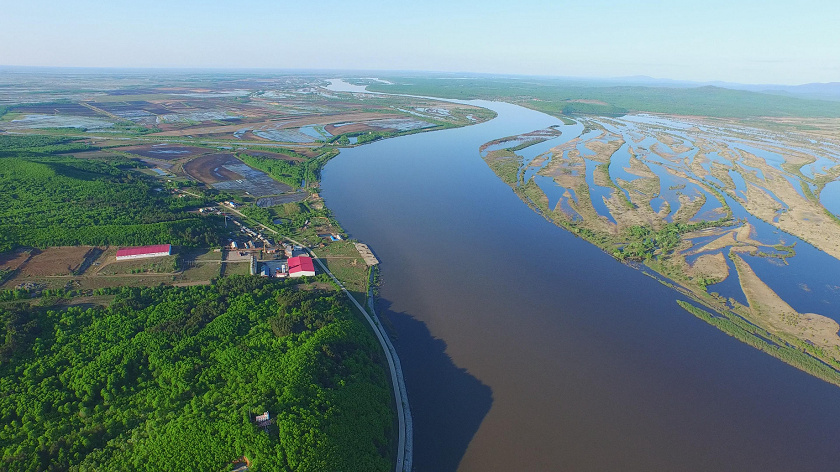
[67, 150, 124, 161]
[12, 103, 101, 117]
[184, 153, 291, 195]
[183, 153, 244, 183]
[120, 143, 213, 160]
[0, 247, 234, 292]
[149, 112, 405, 137]
[17, 247, 99, 277]
[0, 250, 32, 272]
[94, 100, 173, 115]
[2, 247, 101, 290]
[325, 123, 379, 135]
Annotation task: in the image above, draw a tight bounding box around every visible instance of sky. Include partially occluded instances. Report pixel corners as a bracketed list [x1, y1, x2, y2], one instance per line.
[1, 0, 839, 85]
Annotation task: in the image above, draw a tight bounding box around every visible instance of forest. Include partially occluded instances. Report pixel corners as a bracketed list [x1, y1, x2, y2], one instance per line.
[0, 276, 393, 471]
[0, 137, 220, 252]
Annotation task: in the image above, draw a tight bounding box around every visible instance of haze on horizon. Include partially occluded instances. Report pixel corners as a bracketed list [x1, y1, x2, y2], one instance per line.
[1, 0, 838, 86]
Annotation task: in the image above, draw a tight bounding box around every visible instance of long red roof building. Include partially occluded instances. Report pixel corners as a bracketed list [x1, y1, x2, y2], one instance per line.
[115, 244, 172, 261]
[288, 255, 315, 277]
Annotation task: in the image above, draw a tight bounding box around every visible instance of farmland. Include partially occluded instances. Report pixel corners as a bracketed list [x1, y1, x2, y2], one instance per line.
[0, 72, 493, 144]
[184, 154, 293, 196]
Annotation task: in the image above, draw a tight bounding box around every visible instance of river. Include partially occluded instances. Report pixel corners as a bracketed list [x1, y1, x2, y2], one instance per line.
[320, 94, 840, 471]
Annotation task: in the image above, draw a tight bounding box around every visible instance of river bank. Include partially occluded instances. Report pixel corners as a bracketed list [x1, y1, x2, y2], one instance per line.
[321, 95, 840, 471]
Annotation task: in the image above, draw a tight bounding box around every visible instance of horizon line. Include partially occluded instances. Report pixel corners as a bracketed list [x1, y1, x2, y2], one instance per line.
[0, 64, 837, 89]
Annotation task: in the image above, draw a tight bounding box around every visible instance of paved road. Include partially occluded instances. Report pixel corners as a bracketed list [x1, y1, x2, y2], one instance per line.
[221, 205, 412, 472]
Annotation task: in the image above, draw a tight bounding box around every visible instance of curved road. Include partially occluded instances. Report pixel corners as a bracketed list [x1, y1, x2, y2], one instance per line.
[221, 205, 412, 472]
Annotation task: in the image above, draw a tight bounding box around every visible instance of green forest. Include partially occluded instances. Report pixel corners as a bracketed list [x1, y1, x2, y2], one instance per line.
[0, 276, 393, 471]
[0, 137, 220, 252]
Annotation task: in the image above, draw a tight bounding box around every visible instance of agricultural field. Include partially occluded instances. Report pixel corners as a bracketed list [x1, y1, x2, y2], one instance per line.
[0, 73, 494, 145]
[0, 246, 235, 295]
[0, 74, 495, 243]
[183, 153, 293, 196]
[9, 246, 99, 277]
[119, 143, 213, 160]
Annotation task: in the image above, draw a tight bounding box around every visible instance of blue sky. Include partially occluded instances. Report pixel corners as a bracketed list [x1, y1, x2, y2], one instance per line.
[1, 0, 838, 85]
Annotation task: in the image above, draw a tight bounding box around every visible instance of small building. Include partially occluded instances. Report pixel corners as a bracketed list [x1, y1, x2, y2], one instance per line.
[284, 245, 306, 258]
[252, 410, 274, 431]
[115, 244, 172, 261]
[288, 256, 315, 278]
[260, 260, 288, 278]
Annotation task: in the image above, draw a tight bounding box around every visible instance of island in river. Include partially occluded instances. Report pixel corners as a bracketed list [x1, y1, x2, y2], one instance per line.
[480, 113, 840, 385]
[364, 75, 840, 386]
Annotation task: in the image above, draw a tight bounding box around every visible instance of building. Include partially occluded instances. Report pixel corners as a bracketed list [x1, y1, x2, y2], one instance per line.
[284, 244, 306, 258]
[260, 260, 288, 278]
[252, 410, 274, 431]
[115, 244, 171, 261]
[288, 256, 315, 278]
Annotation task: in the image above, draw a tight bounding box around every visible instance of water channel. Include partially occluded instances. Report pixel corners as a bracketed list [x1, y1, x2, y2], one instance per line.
[320, 86, 840, 471]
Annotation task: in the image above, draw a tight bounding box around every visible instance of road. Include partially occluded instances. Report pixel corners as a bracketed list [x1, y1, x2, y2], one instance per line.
[220, 204, 412, 472]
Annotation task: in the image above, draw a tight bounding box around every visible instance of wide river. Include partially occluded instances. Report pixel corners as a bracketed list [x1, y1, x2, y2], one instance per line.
[321, 98, 840, 471]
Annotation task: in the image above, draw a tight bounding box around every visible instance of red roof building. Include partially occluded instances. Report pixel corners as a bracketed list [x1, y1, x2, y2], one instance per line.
[288, 255, 316, 277]
[115, 244, 172, 261]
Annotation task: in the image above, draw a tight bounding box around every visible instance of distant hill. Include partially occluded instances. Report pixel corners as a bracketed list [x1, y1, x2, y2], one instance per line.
[368, 76, 840, 118]
[727, 82, 840, 102]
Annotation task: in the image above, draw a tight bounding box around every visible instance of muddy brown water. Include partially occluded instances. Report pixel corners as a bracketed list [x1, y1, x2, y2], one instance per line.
[321, 100, 840, 471]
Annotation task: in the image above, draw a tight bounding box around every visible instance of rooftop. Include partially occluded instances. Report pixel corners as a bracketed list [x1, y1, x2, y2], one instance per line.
[288, 255, 315, 273]
[115, 244, 172, 258]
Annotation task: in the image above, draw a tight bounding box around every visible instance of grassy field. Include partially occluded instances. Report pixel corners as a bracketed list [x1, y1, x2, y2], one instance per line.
[316, 241, 371, 305]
